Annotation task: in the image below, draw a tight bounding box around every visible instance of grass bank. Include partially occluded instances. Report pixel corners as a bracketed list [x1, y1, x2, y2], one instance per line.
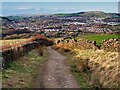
[53, 45, 119, 88]
[2, 47, 48, 88]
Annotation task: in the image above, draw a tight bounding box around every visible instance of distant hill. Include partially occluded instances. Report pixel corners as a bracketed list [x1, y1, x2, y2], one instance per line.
[84, 11, 104, 14]
[23, 13, 49, 16]
[1, 17, 12, 22]
[76, 11, 104, 14]
[54, 11, 119, 18]
[34, 13, 49, 15]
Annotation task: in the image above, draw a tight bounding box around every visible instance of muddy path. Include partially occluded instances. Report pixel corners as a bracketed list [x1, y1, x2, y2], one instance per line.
[43, 46, 80, 88]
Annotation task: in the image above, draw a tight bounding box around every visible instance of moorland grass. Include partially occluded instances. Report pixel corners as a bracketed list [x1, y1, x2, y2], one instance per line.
[2, 47, 48, 88]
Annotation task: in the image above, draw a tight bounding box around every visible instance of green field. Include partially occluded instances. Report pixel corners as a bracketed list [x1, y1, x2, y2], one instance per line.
[75, 34, 119, 47]
[1, 39, 27, 46]
[0, 28, 7, 30]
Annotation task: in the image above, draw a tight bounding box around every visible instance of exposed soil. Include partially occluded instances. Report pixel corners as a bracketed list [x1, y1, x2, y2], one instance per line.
[43, 46, 80, 88]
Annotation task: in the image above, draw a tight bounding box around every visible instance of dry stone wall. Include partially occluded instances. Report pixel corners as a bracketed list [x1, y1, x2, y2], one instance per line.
[77, 38, 98, 50]
[101, 38, 120, 52]
[0, 35, 53, 69]
[56, 38, 119, 52]
[1, 42, 38, 69]
[56, 38, 98, 50]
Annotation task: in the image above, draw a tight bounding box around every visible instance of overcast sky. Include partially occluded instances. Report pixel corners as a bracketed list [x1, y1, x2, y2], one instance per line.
[1, 0, 119, 2]
[2, 2, 118, 16]
[0, 0, 119, 16]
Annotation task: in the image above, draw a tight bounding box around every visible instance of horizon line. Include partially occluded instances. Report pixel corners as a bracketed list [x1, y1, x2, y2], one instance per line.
[1, 11, 119, 17]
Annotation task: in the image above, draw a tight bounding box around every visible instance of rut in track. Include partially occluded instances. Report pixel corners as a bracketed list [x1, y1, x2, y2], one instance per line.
[43, 46, 80, 88]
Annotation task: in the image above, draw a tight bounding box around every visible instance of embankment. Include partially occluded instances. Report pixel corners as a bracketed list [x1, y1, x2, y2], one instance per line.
[2, 47, 48, 88]
[55, 38, 119, 88]
[0, 35, 53, 69]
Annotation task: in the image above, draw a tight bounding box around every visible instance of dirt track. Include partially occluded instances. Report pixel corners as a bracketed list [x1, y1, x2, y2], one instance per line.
[43, 46, 80, 88]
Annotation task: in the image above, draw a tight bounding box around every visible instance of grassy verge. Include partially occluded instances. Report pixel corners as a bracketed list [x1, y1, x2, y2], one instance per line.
[67, 54, 90, 88]
[52, 45, 90, 88]
[2, 47, 48, 88]
[53, 44, 118, 88]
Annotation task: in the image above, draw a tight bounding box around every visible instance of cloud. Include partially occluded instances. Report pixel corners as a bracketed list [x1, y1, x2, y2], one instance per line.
[35, 8, 40, 10]
[18, 7, 30, 10]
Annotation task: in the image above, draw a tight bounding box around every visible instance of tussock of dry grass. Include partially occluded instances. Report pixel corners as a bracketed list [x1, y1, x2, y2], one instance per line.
[73, 49, 119, 88]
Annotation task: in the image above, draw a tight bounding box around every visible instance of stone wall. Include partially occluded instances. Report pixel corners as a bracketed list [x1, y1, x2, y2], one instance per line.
[0, 36, 53, 69]
[101, 38, 120, 52]
[1, 42, 38, 69]
[56, 38, 120, 52]
[56, 38, 98, 50]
